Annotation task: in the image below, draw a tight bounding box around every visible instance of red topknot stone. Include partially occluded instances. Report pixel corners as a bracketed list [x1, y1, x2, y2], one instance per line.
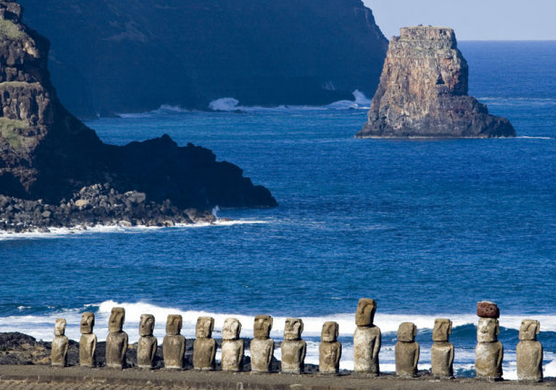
[477, 301, 500, 319]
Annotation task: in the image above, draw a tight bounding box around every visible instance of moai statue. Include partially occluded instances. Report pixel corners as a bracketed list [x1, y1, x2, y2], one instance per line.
[431, 318, 454, 378]
[221, 318, 244, 372]
[395, 322, 419, 378]
[193, 316, 217, 370]
[353, 298, 381, 376]
[319, 321, 342, 375]
[250, 315, 275, 373]
[517, 320, 543, 382]
[79, 312, 97, 367]
[281, 318, 307, 374]
[106, 307, 128, 369]
[475, 301, 503, 380]
[137, 314, 157, 369]
[163, 314, 186, 369]
[51, 318, 69, 367]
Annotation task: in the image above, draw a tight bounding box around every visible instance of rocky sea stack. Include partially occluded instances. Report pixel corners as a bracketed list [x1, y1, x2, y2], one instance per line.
[0, 0, 276, 232]
[357, 27, 516, 138]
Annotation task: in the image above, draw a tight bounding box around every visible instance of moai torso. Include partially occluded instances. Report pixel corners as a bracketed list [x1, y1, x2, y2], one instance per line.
[137, 314, 157, 369]
[250, 315, 275, 373]
[79, 312, 97, 367]
[221, 318, 244, 372]
[281, 318, 306, 374]
[431, 318, 454, 378]
[475, 317, 503, 379]
[51, 318, 69, 367]
[163, 315, 185, 369]
[516, 320, 543, 382]
[395, 322, 419, 378]
[353, 298, 381, 376]
[106, 307, 128, 369]
[319, 321, 342, 375]
[193, 317, 216, 370]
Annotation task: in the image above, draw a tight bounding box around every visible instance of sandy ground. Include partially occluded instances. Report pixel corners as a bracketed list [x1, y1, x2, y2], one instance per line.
[0, 365, 555, 390]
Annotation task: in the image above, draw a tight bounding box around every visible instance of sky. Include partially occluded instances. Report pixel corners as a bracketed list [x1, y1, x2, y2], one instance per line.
[363, 0, 556, 41]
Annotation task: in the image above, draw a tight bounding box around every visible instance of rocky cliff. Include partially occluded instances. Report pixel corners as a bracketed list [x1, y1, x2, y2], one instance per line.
[357, 27, 516, 138]
[0, 0, 276, 231]
[18, 0, 388, 117]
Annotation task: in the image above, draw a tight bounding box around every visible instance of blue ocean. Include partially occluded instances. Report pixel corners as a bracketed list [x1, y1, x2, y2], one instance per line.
[1, 41, 556, 378]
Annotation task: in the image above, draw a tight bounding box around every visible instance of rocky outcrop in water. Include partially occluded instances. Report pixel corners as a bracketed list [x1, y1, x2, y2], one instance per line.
[18, 0, 388, 117]
[357, 27, 516, 138]
[0, 0, 276, 231]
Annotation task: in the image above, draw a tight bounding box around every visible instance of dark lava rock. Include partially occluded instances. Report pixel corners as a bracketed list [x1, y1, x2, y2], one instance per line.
[357, 26, 516, 139]
[0, 0, 276, 231]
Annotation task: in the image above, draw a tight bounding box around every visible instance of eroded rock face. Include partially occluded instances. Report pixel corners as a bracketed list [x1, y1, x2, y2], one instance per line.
[357, 26, 516, 139]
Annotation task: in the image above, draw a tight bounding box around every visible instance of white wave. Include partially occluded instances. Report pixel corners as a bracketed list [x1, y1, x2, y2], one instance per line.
[208, 90, 372, 113]
[517, 136, 554, 140]
[118, 104, 192, 119]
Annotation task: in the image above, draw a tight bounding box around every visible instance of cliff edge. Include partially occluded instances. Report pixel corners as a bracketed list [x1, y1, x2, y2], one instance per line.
[0, 0, 276, 230]
[356, 27, 516, 138]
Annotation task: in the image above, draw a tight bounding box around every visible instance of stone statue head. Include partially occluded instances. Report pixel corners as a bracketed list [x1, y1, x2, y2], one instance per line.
[254, 315, 273, 339]
[196, 317, 214, 339]
[321, 321, 339, 343]
[54, 318, 66, 337]
[139, 314, 155, 337]
[477, 318, 499, 343]
[355, 298, 377, 327]
[397, 322, 417, 343]
[166, 314, 182, 336]
[80, 312, 95, 335]
[222, 318, 242, 340]
[519, 319, 540, 341]
[432, 318, 452, 342]
[109, 307, 125, 333]
[284, 318, 304, 341]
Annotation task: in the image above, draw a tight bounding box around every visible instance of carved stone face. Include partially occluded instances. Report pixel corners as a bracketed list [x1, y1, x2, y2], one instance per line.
[284, 318, 304, 341]
[166, 315, 182, 336]
[519, 319, 540, 341]
[196, 317, 214, 338]
[80, 312, 95, 335]
[355, 298, 377, 327]
[254, 315, 273, 339]
[397, 322, 417, 342]
[54, 318, 66, 337]
[222, 318, 241, 340]
[139, 314, 155, 337]
[477, 318, 499, 343]
[321, 321, 339, 343]
[109, 307, 125, 333]
[432, 318, 452, 342]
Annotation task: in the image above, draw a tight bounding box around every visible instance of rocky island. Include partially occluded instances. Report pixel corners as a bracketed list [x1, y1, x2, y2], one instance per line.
[0, 0, 276, 232]
[357, 26, 516, 138]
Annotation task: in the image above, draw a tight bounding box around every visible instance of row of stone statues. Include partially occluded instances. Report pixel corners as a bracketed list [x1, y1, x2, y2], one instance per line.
[50, 300, 544, 382]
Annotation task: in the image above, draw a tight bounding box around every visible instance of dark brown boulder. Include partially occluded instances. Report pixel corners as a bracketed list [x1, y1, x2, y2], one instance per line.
[477, 301, 500, 319]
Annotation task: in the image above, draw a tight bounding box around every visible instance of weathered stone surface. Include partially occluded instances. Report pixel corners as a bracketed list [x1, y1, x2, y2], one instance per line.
[517, 320, 543, 382]
[50, 318, 68, 367]
[477, 301, 500, 319]
[221, 318, 244, 372]
[106, 308, 128, 369]
[250, 315, 274, 373]
[79, 312, 97, 367]
[395, 323, 419, 378]
[163, 315, 185, 370]
[319, 322, 341, 375]
[475, 318, 503, 379]
[193, 317, 216, 371]
[357, 26, 516, 139]
[281, 318, 306, 374]
[137, 314, 157, 369]
[353, 298, 381, 376]
[431, 319, 454, 378]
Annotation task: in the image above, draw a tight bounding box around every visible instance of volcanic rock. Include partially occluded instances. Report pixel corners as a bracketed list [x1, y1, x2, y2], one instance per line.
[357, 26, 516, 138]
[0, 0, 276, 231]
[477, 301, 500, 319]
